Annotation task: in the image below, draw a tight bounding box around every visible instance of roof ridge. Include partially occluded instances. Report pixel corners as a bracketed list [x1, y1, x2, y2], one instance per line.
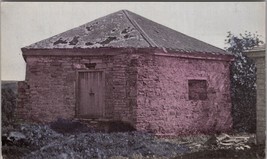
[122, 10, 158, 48]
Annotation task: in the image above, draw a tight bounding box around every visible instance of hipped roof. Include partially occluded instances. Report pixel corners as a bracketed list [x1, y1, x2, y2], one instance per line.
[23, 10, 229, 55]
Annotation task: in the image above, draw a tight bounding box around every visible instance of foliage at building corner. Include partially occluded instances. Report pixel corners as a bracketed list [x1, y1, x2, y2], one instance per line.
[225, 31, 263, 132]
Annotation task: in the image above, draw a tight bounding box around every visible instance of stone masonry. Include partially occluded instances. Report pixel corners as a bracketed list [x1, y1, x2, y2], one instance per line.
[135, 52, 233, 136]
[17, 48, 234, 136]
[17, 49, 138, 124]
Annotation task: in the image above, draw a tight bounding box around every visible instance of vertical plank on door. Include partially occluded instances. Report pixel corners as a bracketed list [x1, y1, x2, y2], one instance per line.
[78, 71, 104, 118]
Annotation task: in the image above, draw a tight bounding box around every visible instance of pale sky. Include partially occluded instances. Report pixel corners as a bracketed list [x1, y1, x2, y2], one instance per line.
[1, 2, 265, 81]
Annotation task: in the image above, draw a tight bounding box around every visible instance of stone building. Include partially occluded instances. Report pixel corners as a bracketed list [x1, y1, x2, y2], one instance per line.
[18, 10, 234, 136]
[244, 45, 266, 144]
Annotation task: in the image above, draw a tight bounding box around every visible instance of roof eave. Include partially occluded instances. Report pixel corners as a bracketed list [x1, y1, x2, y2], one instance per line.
[21, 47, 234, 62]
[156, 49, 235, 62]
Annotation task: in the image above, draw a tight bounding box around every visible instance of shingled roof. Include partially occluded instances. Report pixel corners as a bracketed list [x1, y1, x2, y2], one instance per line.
[24, 10, 228, 55]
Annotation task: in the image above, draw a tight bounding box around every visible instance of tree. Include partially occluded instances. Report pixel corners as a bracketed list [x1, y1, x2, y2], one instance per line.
[225, 31, 263, 132]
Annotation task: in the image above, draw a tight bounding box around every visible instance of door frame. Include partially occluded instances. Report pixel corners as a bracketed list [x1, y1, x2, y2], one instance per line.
[75, 69, 105, 119]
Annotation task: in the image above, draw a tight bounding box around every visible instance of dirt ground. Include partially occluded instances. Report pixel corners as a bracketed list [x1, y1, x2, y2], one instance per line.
[2, 120, 265, 159]
[174, 145, 265, 159]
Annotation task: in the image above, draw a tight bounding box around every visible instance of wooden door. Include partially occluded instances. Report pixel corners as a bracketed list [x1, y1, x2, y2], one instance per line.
[77, 71, 104, 118]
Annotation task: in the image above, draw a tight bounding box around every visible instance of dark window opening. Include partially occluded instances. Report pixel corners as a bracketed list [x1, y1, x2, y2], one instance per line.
[188, 80, 208, 100]
[85, 63, 96, 69]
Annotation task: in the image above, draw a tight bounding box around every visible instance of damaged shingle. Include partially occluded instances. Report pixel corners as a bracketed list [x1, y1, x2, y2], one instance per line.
[121, 27, 130, 34]
[121, 28, 128, 34]
[53, 38, 68, 45]
[99, 37, 118, 45]
[121, 27, 135, 34]
[85, 42, 94, 46]
[111, 28, 117, 33]
[124, 34, 135, 39]
[69, 36, 80, 45]
[86, 26, 93, 32]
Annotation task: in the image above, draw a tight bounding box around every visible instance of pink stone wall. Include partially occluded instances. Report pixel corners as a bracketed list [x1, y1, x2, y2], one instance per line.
[135, 53, 233, 136]
[17, 50, 137, 123]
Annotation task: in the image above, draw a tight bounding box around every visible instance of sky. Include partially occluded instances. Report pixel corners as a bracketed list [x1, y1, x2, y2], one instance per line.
[1, 2, 265, 81]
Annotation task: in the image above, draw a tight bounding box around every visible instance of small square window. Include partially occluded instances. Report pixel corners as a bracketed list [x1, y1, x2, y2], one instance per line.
[188, 80, 208, 100]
